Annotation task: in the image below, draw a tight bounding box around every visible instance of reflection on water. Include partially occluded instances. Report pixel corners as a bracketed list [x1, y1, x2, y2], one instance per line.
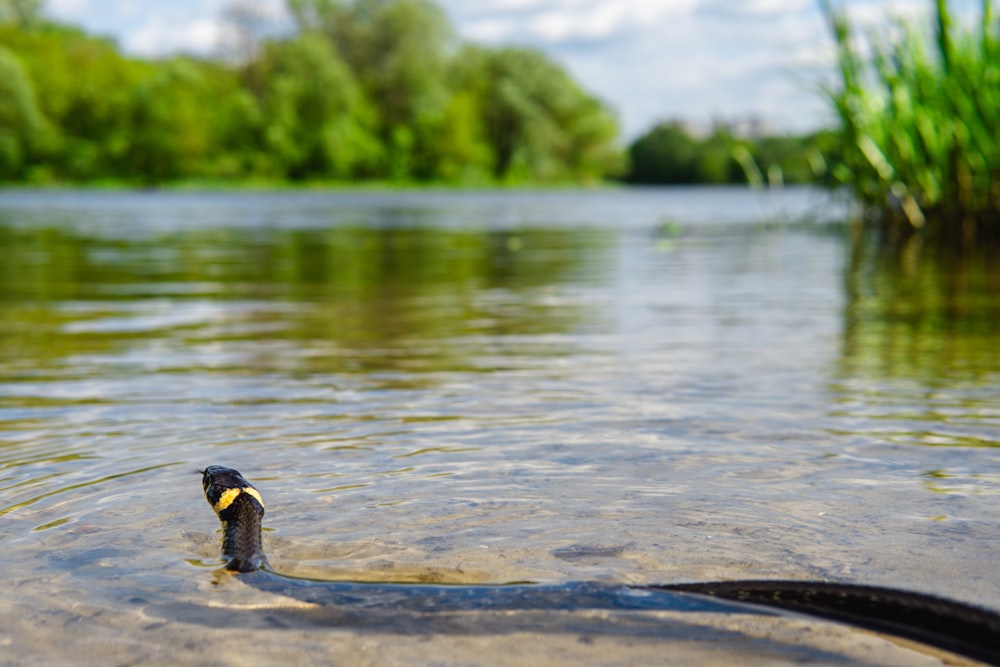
[841, 230, 1000, 382]
[834, 231, 1000, 450]
[0, 188, 997, 665]
[0, 222, 606, 374]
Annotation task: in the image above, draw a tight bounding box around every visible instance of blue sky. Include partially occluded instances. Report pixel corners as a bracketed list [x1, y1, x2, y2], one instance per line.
[44, 0, 941, 140]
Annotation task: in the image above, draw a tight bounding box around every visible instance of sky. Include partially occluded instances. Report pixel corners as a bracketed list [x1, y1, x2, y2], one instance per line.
[42, 0, 946, 140]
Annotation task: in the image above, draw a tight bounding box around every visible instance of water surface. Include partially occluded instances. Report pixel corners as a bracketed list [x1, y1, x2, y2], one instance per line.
[0, 187, 997, 665]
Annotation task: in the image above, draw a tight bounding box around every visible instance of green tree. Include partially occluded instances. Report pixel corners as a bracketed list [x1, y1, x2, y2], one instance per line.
[288, 0, 453, 179]
[453, 45, 622, 182]
[2, 25, 148, 179]
[0, 1, 627, 185]
[414, 89, 493, 183]
[626, 122, 701, 184]
[185, 61, 266, 179]
[126, 59, 222, 183]
[625, 122, 826, 186]
[696, 130, 739, 184]
[0, 45, 43, 178]
[249, 33, 380, 179]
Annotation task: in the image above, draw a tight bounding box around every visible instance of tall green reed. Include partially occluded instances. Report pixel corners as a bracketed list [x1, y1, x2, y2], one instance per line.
[820, 0, 1000, 239]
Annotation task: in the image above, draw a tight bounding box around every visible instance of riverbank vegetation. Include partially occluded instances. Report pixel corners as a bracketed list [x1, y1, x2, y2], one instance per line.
[625, 121, 835, 187]
[0, 0, 623, 186]
[5, 0, 996, 213]
[820, 0, 1000, 240]
[0, 0, 846, 191]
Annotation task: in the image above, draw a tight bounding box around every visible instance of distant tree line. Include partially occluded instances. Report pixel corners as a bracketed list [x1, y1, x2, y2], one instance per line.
[625, 121, 838, 187]
[0, 0, 624, 185]
[1, 0, 841, 188]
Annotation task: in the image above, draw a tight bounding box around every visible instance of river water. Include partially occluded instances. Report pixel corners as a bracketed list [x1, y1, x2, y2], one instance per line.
[0, 187, 997, 665]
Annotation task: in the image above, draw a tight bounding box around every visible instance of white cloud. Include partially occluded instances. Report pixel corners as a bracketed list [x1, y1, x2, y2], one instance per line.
[700, 0, 812, 17]
[47, 0, 291, 57]
[46, 0, 91, 15]
[123, 16, 222, 56]
[454, 0, 698, 44]
[528, 5, 625, 41]
[441, 0, 905, 137]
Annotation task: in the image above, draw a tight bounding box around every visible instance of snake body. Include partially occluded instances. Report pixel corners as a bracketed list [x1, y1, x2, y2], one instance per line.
[201, 465, 1000, 665]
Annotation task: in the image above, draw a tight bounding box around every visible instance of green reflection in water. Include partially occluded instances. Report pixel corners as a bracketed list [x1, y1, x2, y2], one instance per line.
[0, 219, 613, 379]
[841, 233, 1000, 380]
[834, 231, 1000, 449]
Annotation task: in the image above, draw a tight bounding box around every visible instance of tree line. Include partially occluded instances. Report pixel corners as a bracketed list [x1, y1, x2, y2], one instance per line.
[1, 0, 836, 188]
[625, 121, 837, 187]
[0, 0, 624, 185]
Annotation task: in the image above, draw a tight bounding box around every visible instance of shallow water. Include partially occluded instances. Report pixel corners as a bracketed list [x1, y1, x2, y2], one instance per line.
[0, 187, 997, 665]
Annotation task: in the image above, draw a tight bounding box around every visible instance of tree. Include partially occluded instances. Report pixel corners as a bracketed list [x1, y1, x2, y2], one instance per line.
[126, 59, 222, 183]
[0, 46, 43, 177]
[627, 121, 826, 185]
[287, 0, 454, 178]
[453, 46, 622, 182]
[2, 25, 149, 179]
[249, 33, 380, 179]
[0, 1, 626, 185]
[413, 89, 493, 183]
[627, 122, 701, 184]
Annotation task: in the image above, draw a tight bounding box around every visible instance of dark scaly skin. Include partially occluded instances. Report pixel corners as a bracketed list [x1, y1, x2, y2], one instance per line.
[201, 465, 267, 572]
[201, 466, 1000, 665]
[651, 580, 1000, 665]
[220, 494, 267, 573]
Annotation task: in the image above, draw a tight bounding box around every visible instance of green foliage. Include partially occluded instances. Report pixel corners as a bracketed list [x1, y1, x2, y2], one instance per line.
[0, 46, 43, 178]
[453, 45, 623, 183]
[1, 24, 150, 180]
[248, 34, 381, 179]
[625, 121, 822, 186]
[627, 123, 704, 184]
[820, 0, 1000, 238]
[0, 0, 624, 185]
[289, 0, 454, 179]
[126, 60, 216, 182]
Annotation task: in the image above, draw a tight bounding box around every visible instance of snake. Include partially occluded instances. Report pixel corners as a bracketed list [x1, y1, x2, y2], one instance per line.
[201, 465, 1000, 665]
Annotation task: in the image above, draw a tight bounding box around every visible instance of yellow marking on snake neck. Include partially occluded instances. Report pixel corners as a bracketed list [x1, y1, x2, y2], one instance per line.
[243, 486, 263, 507]
[214, 486, 264, 513]
[214, 488, 242, 513]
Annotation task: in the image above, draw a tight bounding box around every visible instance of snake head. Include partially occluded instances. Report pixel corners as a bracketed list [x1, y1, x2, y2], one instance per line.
[201, 465, 264, 519]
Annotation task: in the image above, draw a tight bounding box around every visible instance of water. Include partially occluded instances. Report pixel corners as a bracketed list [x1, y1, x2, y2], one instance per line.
[0, 187, 997, 665]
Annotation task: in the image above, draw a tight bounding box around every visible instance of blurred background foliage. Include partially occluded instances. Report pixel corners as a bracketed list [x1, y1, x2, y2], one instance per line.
[0, 0, 827, 187]
[625, 121, 836, 187]
[0, 0, 628, 185]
